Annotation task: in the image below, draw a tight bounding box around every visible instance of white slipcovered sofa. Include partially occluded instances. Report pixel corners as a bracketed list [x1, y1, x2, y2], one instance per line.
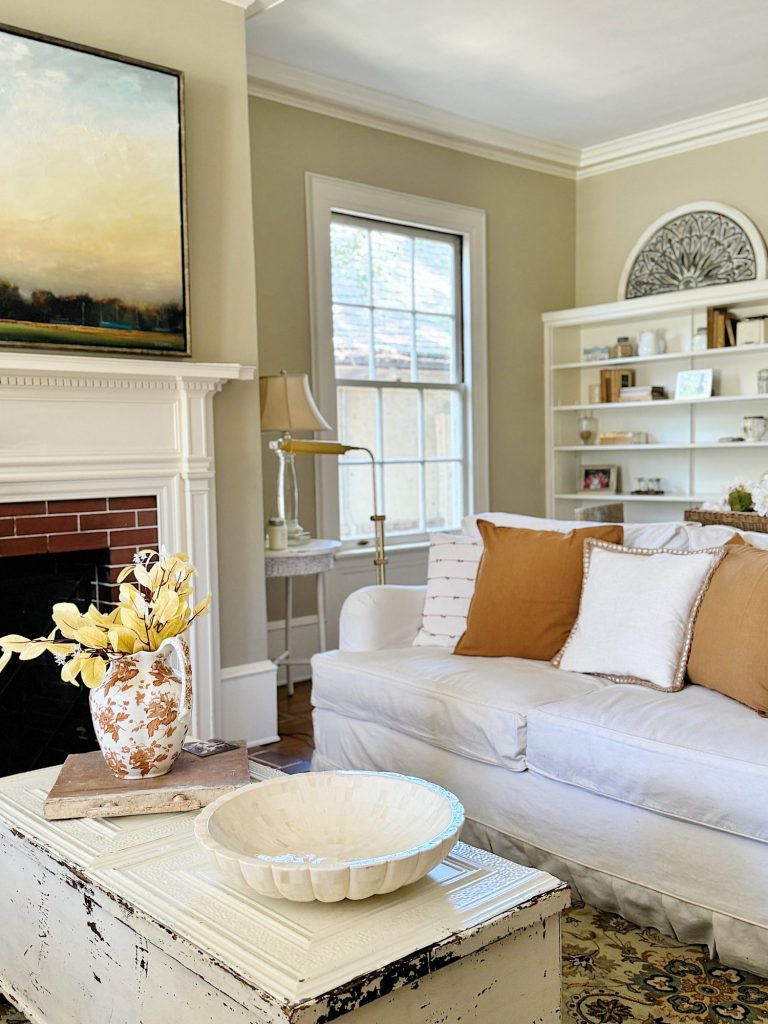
[311, 515, 768, 976]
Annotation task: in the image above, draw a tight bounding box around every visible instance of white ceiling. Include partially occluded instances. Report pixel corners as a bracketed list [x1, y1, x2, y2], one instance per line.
[246, 0, 768, 148]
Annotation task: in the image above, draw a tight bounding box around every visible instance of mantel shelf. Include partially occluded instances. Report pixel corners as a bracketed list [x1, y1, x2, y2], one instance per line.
[553, 342, 768, 371]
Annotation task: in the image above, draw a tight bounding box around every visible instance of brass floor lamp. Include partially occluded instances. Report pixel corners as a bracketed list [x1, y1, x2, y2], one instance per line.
[278, 439, 388, 585]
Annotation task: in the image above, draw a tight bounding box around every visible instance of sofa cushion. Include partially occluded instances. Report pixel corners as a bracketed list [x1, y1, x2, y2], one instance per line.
[526, 684, 768, 842]
[454, 521, 623, 660]
[311, 647, 609, 772]
[413, 533, 483, 648]
[688, 542, 768, 713]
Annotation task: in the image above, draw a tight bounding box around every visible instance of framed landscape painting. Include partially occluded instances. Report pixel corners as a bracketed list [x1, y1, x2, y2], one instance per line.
[0, 25, 189, 357]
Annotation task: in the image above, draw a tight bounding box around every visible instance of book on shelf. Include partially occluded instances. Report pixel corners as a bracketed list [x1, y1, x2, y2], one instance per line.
[619, 385, 666, 402]
[600, 368, 635, 403]
[706, 306, 738, 349]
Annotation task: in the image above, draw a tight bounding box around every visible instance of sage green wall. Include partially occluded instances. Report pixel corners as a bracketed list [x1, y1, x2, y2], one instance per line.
[3, 0, 268, 668]
[576, 133, 768, 305]
[249, 97, 575, 616]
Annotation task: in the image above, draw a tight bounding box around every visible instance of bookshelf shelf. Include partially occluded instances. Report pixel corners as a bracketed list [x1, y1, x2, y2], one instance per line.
[543, 284, 768, 520]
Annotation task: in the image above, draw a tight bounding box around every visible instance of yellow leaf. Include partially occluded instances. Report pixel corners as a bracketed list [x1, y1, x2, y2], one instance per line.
[47, 643, 77, 658]
[85, 605, 112, 628]
[194, 594, 212, 618]
[107, 627, 139, 654]
[0, 634, 33, 651]
[18, 641, 49, 661]
[75, 626, 109, 650]
[152, 589, 180, 623]
[116, 564, 135, 584]
[52, 603, 84, 639]
[134, 564, 152, 589]
[61, 656, 85, 685]
[80, 657, 107, 688]
[0, 649, 12, 673]
[120, 606, 146, 636]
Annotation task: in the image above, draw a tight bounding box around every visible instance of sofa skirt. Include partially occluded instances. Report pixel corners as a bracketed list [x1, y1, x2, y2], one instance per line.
[312, 707, 768, 977]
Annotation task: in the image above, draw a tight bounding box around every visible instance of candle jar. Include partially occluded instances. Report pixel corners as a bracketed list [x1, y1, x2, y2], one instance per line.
[578, 413, 598, 445]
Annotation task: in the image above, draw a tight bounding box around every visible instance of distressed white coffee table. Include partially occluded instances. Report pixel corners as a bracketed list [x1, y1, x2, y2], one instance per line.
[0, 765, 569, 1024]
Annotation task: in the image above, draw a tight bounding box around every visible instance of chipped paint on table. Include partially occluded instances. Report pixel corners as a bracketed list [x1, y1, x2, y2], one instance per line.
[0, 765, 569, 1024]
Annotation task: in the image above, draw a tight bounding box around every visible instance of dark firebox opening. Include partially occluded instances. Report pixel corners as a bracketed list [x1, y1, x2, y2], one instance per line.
[0, 549, 110, 777]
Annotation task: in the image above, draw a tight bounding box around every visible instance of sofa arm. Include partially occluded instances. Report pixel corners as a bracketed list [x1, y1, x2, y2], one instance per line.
[339, 585, 427, 652]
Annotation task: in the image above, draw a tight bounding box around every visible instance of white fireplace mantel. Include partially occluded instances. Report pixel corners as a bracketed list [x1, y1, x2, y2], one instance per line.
[0, 350, 263, 742]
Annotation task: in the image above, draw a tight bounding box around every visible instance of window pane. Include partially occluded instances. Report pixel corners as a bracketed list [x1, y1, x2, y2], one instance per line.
[414, 237, 454, 314]
[333, 304, 371, 380]
[415, 314, 455, 382]
[373, 309, 413, 381]
[424, 390, 461, 457]
[331, 223, 370, 305]
[382, 389, 419, 459]
[425, 462, 462, 530]
[337, 386, 378, 454]
[338, 462, 377, 540]
[383, 463, 421, 534]
[371, 230, 412, 310]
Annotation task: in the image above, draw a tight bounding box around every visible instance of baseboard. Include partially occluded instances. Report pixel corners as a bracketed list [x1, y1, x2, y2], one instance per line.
[220, 660, 278, 745]
[268, 614, 319, 686]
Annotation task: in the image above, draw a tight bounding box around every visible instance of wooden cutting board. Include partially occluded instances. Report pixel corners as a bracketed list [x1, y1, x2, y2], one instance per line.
[44, 741, 250, 820]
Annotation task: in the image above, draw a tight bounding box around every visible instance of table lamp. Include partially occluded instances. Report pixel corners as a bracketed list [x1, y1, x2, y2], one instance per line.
[260, 371, 331, 547]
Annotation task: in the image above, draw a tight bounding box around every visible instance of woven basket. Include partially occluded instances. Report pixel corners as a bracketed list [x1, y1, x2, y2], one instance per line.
[684, 508, 768, 533]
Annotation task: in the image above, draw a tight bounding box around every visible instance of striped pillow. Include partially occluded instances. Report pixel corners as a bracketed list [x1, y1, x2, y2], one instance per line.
[413, 533, 483, 648]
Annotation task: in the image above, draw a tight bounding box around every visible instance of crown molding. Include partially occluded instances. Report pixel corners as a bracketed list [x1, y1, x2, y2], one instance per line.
[577, 95, 768, 178]
[247, 55, 580, 179]
[219, 0, 255, 8]
[247, 54, 768, 181]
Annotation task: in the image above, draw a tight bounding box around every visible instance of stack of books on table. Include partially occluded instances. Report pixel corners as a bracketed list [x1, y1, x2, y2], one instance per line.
[619, 385, 666, 402]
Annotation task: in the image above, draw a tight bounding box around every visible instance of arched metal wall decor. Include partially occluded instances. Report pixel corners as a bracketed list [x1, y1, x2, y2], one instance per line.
[618, 202, 768, 300]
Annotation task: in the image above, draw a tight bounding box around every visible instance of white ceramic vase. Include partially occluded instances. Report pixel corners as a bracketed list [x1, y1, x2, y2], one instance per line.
[90, 636, 192, 780]
[743, 416, 767, 443]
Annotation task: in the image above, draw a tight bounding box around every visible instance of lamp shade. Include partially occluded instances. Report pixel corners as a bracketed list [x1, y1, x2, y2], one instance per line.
[259, 371, 331, 432]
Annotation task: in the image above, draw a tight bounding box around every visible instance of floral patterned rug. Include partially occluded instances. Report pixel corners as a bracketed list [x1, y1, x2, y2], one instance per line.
[2, 902, 767, 1022]
[562, 903, 768, 1023]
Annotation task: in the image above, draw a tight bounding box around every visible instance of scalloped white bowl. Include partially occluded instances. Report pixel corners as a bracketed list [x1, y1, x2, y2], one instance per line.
[194, 770, 464, 902]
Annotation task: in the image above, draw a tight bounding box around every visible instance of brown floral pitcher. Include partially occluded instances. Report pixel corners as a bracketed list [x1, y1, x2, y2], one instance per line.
[90, 637, 192, 780]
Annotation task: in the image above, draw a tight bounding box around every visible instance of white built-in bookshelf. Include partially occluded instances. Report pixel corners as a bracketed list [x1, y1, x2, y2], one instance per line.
[543, 279, 768, 522]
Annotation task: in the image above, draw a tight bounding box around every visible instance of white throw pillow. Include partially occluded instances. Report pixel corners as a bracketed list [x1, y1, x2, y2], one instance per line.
[413, 533, 483, 648]
[554, 539, 726, 691]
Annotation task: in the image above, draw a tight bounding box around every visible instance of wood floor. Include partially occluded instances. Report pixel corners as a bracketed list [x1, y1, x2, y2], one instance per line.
[248, 680, 314, 774]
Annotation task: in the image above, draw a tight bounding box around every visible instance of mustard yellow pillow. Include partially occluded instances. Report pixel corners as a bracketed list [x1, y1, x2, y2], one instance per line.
[454, 521, 623, 660]
[688, 543, 768, 713]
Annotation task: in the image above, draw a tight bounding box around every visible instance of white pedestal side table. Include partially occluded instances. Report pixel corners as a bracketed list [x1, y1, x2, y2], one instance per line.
[0, 765, 570, 1024]
[265, 539, 341, 696]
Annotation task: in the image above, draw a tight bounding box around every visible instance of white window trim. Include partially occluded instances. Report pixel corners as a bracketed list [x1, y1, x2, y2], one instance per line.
[305, 172, 489, 550]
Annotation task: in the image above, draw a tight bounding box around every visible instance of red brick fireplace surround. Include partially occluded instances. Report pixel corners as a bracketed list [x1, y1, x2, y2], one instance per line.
[0, 496, 159, 605]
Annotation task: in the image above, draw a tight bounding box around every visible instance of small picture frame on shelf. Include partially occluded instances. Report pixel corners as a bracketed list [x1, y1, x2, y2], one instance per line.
[675, 368, 714, 400]
[580, 465, 618, 494]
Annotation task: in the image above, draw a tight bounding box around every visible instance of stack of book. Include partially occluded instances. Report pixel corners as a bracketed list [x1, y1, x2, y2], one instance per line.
[619, 385, 666, 402]
[707, 307, 738, 349]
[599, 368, 635, 403]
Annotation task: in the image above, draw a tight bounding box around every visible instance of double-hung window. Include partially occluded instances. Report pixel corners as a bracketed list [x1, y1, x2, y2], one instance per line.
[307, 175, 488, 553]
[330, 214, 464, 544]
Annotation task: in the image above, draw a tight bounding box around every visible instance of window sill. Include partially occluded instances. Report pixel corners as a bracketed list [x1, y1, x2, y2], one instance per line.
[335, 540, 429, 561]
